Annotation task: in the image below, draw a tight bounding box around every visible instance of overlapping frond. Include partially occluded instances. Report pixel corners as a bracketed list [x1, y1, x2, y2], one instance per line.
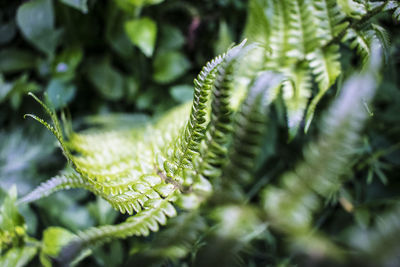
[244, 0, 392, 137]
[57, 197, 177, 263]
[197, 42, 248, 183]
[263, 62, 378, 236]
[282, 64, 312, 138]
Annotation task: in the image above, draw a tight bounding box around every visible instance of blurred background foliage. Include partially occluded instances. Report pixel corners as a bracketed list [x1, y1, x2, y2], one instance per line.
[0, 0, 400, 266]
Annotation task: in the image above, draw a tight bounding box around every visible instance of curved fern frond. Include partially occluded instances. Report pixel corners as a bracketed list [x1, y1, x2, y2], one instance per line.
[17, 170, 90, 204]
[263, 59, 379, 235]
[57, 197, 177, 264]
[129, 212, 207, 265]
[220, 72, 283, 200]
[171, 44, 232, 180]
[198, 42, 248, 183]
[25, 93, 72, 162]
[343, 28, 375, 66]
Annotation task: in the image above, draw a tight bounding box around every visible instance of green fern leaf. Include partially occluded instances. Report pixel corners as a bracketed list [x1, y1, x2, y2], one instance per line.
[287, 0, 318, 58]
[305, 44, 341, 131]
[313, 0, 349, 41]
[263, 62, 379, 234]
[17, 170, 90, 204]
[267, 0, 291, 68]
[222, 72, 283, 188]
[198, 42, 248, 183]
[57, 197, 177, 263]
[282, 63, 312, 138]
[337, 0, 367, 19]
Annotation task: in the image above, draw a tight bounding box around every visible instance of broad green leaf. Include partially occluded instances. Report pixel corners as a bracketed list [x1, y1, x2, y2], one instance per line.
[46, 79, 76, 110]
[87, 59, 124, 100]
[51, 47, 83, 81]
[16, 0, 61, 56]
[40, 227, 76, 267]
[0, 49, 38, 73]
[0, 74, 40, 109]
[59, 0, 88, 13]
[215, 20, 233, 55]
[159, 25, 185, 51]
[125, 17, 157, 57]
[170, 84, 193, 103]
[153, 51, 190, 84]
[0, 20, 17, 45]
[0, 246, 37, 267]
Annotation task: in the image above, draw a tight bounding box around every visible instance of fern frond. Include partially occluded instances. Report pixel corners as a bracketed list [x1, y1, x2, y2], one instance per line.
[287, 0, 318, 58]
[25, 93, 72, 162]
[337, 0, 367, 19]
[57, 197, 177, 263]
[348, 204, 400, 264]
[394, 6, 400, 22]
[222, 72, 283, 188]
[17, 170, 90, 204]
[305, 44, 341, 131]
[313, 0, 348, 42]
[282, 63, 312, 138]
[263, 65, 379, 234]
[129, 212, 207, 265]
[267, 0, 291, 68]
[343, 28, 375, 66]
[172, 47, 229, 180]
[198, 42, 248, 183]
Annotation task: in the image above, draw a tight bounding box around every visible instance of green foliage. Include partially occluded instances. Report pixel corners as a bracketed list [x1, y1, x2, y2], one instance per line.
[1, 0, 400, 266]
[244, 0, 399, 137]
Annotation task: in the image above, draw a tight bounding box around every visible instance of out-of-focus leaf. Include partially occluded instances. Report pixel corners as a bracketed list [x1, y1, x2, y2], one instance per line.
[105, 6, 134, 58]
[125, 77, 139, 101]
[87, 59, 124, 100]
[0, 186, 24, 233]
[153, 51, 190, 84]
[0, 74, 40, 109]
[0, 245, 37, 267]
[125, 17, 157, 57]
[51, 47, 83, 81]
[0, 20, 17, 45]
[46, 79, 76, 110]
[0, 49, 38, 73]
[87, 197, 118, 226]
[0, 75, 13, 102]
[16, 0, 61, 56]
[116, 0, 164, 10]
[215, 20, 233, 55]
[159, 25, 185, 51]
[170, 84, 193, 103]
[59, 0, 88, 13]
[40, 227, 76, 267]
[93, 241, 123, 267]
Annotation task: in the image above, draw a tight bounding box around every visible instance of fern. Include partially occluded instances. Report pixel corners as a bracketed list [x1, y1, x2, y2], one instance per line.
[262, 46, 380, 247]
[17, 170, 91, 205]
[244, 0, 396, 136]
[222, 72, 283, 189]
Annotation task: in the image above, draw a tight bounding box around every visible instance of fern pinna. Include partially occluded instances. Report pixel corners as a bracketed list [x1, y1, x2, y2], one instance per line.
[9, 0, 399, 265]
